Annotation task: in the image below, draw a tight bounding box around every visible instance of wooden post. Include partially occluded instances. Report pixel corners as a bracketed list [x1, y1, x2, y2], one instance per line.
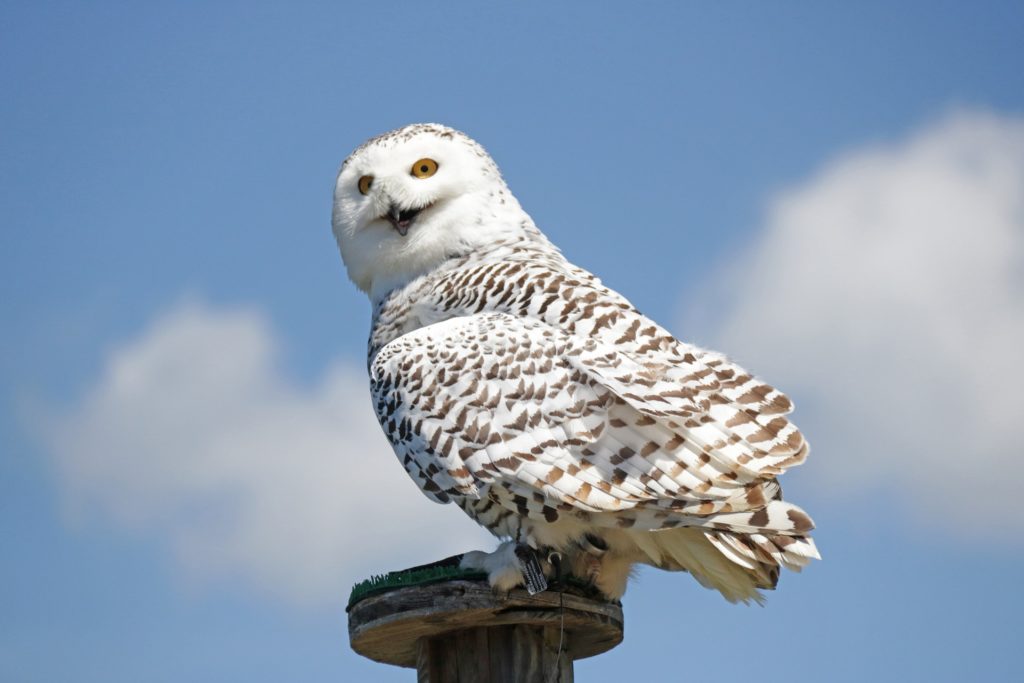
[348, 577, 624, 682]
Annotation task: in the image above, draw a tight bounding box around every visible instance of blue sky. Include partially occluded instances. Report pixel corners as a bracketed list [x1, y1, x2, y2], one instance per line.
[3, 2, 1023, 681]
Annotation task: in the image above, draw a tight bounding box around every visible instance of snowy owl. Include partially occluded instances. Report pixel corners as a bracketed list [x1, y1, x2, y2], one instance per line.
[332, 123, 819, 603]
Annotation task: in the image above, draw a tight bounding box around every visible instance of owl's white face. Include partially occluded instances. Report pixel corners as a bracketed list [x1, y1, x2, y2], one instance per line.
[333, 124, 523, 301]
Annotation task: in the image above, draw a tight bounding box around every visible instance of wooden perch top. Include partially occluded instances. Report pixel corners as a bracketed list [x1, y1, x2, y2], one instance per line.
[348, 577, 624, 670]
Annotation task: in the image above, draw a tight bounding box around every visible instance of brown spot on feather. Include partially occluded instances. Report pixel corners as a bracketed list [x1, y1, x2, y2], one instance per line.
[787, 509, 814, 533]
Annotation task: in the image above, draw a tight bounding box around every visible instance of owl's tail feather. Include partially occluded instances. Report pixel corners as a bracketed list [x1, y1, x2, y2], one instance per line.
[633, 527, 767, 603]
[630, 523, 820, 604]
[700, 499, 816, 536]
[705, 530, 819, 575]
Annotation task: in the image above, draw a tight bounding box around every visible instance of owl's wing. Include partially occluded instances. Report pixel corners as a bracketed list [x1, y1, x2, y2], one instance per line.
[370, 311, 812, 535]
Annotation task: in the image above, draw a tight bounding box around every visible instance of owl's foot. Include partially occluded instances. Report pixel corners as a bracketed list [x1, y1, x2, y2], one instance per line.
[563, 532, 630, 599]
[460, 541, 556, 594]
[575, 533, 608, 583]
[460, 541, 526, 593]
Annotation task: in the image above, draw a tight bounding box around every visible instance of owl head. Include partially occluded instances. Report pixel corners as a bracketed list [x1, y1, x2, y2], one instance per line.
[333, 123, 527, 300]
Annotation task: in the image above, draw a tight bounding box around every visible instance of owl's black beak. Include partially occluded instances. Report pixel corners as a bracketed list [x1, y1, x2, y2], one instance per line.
[385, 203, 424, 236]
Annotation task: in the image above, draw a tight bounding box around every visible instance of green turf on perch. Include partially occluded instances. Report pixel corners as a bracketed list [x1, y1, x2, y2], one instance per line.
[348, 564, 487, 609]
[348, 559, 610, 611]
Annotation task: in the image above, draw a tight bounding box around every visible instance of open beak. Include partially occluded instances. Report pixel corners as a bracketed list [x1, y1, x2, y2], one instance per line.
[384, 202, 429, 236]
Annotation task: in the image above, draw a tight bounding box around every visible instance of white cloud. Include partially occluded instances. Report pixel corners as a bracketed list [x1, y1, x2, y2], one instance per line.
[683, 110, 1024, 539]
[42, 299, 491, 608]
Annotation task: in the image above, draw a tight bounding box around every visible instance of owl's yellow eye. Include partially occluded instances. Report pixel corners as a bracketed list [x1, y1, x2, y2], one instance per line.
[410, 158, 438, 179]
[358, 175, 373, 195]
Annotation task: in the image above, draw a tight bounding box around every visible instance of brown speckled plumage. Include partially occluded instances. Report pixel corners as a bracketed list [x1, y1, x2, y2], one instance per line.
[333, 123, 819, 603]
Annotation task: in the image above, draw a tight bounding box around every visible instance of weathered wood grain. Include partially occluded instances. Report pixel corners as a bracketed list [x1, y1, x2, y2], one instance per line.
[349, 578, 623, 680]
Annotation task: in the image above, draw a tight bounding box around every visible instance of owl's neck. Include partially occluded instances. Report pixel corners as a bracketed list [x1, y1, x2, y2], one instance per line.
[366, 228, 566, 363]
[366, 205, 556, 304]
